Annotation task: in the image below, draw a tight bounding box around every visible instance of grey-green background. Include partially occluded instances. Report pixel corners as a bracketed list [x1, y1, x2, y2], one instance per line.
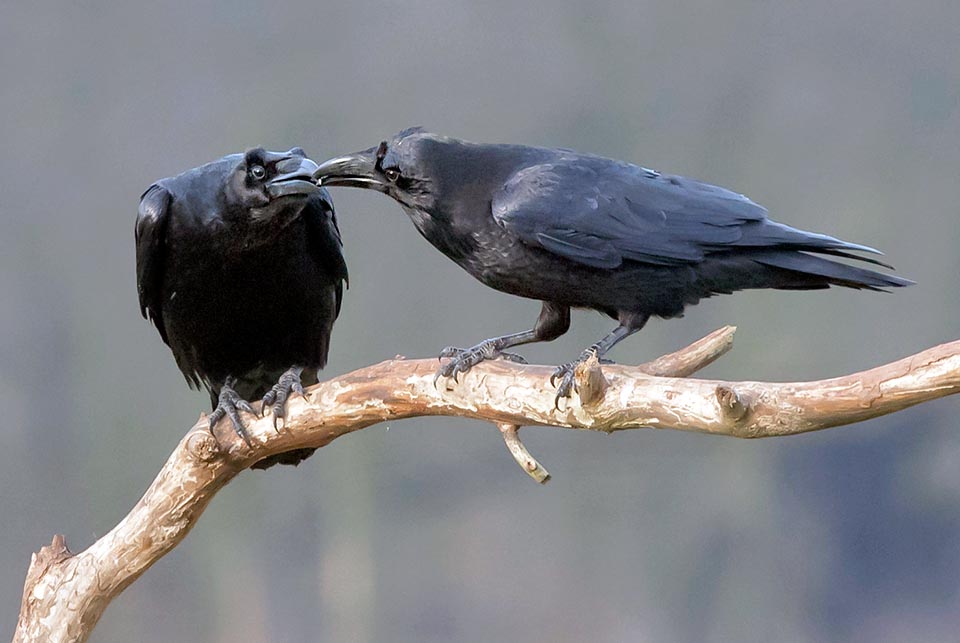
[3, 2, 959, 641]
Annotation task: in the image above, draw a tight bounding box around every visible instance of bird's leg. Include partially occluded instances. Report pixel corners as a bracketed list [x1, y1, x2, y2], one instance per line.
[209, 376, 258, 445]
[436, 302, 570, 384]
[437, 330, 536, 382]
[551, 314, 649, 407]
[261, 366, 305, 430]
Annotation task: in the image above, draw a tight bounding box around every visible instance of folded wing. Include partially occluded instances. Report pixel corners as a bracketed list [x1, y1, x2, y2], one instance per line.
[491, 158, 911, 290]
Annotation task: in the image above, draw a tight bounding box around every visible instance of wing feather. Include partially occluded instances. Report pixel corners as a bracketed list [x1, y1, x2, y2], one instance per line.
[303, 190, 349, 317]
[135, 184, 172, 342]
[491, 158, 880, 269]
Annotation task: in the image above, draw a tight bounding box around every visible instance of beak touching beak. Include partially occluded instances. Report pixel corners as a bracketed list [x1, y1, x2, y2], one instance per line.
[266, 156, 322, 198]
[312, 151, 389, 192]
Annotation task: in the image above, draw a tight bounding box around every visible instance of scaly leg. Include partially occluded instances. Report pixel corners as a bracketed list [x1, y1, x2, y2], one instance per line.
[436, 302, 570, 384]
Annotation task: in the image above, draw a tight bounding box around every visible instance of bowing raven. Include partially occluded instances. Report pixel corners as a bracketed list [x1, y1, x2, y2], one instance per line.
[137, 148, 348, 467]
[314, 128, 910, 404]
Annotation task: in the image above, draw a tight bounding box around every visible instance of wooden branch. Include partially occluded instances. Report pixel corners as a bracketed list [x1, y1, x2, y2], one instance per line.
[497, 422, 551, 484]
[16, 326, 960, 642]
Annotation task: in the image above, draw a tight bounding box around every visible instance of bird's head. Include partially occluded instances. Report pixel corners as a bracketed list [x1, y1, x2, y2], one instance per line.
[312, 127, 453, 214]
[223, 147, 331, 220]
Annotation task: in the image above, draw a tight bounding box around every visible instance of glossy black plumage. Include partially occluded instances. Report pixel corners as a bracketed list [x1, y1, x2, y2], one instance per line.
[137, 148, 348, 466]
[314, 129, 910, 403]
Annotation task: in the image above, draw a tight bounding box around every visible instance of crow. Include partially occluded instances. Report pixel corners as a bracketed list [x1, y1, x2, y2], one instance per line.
[137, 147, 348, 467]
[314, 128, 911, 405]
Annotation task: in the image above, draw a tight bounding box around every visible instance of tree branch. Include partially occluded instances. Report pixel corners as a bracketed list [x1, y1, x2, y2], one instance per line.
[497, 422, 551, 484]
[16, 326, 960, 642]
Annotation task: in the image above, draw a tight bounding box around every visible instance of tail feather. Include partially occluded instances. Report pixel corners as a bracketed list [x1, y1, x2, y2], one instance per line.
[736, 220, 884, 256]
[807, 247, 895, 270]
[752, 250, 914, 292]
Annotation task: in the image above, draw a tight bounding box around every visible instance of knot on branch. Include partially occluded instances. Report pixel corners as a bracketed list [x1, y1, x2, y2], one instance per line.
[716, 384, 751, 421]
[187, 430, 221, 463]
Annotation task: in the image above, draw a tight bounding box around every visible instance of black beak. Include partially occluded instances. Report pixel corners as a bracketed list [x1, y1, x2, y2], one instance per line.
[312, 151, 389, 192]
[266, 156, 322, 198]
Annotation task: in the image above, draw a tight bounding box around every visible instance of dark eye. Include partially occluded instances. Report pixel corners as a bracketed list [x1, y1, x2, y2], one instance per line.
[250, 165, 266, 180]
[383, 167, 401, 183]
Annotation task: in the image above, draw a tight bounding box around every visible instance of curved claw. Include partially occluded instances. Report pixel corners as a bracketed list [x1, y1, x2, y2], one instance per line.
[261, 367, 305, 431]
[236, 398, 257, 416]
[549, 364, 569, 387]
[209, 381, 256, 446]
[438, 346, 465, 360]
[452, 358, 471, 382]
[550, 363, 579, 410]
[437, 360, 457, 381]
[262, 389, 276, 407]
[553, 372, 578, 409]
[208, 407, 224, 432]
[436, 346, 482, 385]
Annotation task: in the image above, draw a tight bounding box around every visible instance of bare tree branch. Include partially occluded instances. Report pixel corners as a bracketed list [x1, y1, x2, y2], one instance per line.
[497, 422, 552, 484]
[15, 327, 960, 642]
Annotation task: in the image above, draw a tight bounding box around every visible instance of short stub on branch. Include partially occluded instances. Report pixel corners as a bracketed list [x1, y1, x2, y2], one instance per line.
[497, 423, 551, 484]
[17, 535, 74, 640]
[27, 534, 73, 582]
[575, 354, 609, 406]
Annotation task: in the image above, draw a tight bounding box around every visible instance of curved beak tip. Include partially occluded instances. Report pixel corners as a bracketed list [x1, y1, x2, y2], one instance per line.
[266, 157, 324, 198]
[312, 154, 386, 191]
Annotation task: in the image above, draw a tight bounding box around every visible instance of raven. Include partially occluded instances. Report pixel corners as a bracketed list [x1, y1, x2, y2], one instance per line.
[137, 148, 348, 467]
[314, 128, 911, 404]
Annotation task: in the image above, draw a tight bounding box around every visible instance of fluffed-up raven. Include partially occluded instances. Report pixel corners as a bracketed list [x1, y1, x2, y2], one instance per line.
[314, 128, 911, 404]
[137, 148, 348, 467]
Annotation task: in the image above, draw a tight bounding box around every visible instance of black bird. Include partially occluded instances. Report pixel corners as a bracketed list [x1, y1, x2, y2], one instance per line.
[314, 128, 911, 404]
[137, 147, 348, 467]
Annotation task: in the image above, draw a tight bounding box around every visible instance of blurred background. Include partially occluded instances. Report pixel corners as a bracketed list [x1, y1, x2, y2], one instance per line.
[2, 1, 959, 641]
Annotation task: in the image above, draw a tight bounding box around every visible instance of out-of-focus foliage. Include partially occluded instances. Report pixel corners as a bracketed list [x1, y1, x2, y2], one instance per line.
[2, 2, 959, 641]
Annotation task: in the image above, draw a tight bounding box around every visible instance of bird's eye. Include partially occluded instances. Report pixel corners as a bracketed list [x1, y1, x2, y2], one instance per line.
[250, 165, 266, 180]
[383, 167, 401, 183]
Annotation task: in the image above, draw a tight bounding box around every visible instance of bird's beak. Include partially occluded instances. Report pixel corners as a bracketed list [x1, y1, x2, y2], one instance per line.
[312, 151, 388, 192]
[266, 156, 322, 198]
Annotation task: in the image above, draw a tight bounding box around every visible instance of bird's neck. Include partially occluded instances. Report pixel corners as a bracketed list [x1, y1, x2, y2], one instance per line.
[401, 204, 478, 263]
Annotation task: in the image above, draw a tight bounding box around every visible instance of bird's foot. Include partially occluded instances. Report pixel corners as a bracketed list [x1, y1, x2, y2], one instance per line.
[209, 376, 258, 445]
[435, 341, 527, 385]
[261, 366, 305, 430]
[550, 348, 609, 408]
